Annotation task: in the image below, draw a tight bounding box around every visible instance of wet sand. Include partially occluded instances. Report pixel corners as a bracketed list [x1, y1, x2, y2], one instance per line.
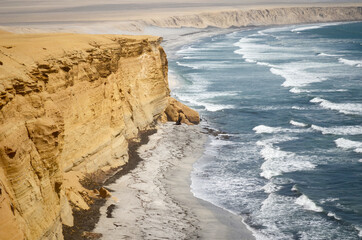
[93, 123, 255, 239]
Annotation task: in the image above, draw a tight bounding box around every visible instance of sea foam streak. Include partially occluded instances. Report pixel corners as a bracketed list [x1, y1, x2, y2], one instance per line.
[290, 87, 347, 94]
[335, 138, 362, 154]
[176, 61, 234, 70]
[291, 22, 343, 32]
[253, 125, 307, 134]
[270, 65, 327, 88]
[356, 226, 362, 238]
[327, 212, 342, 220]
[310, 97, 362, 115]
[338, 58, 362, 68]
[262, 182, 282, 194]
[311, 125, 362, 135]
[178, 94, 235, 112]
[290, 120, 308, 127]
[317, 53, 342, 57]
[295, 194, 323, 212]
[257, 140, 315, 179]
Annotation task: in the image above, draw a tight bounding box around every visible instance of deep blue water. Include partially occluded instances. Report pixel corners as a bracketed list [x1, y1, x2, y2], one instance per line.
[170, 22, 362, 239]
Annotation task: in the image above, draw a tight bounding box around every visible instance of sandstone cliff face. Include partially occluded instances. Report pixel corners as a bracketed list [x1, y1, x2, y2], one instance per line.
[143, 6, 362, 29]
[164, 97, 200, 125]
[0, 31, 174, 240]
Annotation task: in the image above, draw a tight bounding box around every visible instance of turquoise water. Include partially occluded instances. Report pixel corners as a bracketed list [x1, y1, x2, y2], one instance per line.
[170, 22, 362, 239]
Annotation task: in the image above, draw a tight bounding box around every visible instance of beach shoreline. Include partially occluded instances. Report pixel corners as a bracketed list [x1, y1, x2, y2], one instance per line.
[92, 122, 255, 239]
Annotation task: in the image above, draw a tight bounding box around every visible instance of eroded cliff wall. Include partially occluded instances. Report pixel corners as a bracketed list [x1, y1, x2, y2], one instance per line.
[0, 31, 173, 240]
[143, 6, 362, 29]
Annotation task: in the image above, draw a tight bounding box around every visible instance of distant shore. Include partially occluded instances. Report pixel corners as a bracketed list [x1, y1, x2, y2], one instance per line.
[0, 4, 361, 34]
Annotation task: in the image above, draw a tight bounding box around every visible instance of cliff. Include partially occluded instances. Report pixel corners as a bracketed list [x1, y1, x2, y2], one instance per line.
[143, 6, 362, 29]
[0, 30, 198, 240]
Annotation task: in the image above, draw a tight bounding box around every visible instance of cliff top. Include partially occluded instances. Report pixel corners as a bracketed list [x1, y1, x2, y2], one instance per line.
[0, 30, 162, 83]
[0, 30, 160, 62]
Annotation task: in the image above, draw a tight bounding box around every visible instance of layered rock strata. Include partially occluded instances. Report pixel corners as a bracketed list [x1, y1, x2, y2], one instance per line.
[0, 31, 198, 240]
[143, 6, 362, 29]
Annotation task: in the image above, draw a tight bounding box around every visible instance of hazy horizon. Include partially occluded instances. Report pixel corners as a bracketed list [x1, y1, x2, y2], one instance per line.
[0, 0, 361, 25]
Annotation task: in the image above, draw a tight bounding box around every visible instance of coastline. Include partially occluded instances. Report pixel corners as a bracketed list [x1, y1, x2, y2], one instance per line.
[1, 3, 361, 239]
[62, 129, 157, 240]
[80, 19, 359, 239]
[92, 122, 255, 239]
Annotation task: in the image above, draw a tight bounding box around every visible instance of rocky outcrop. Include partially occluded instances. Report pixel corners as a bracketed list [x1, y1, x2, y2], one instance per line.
[0, 31, 190, 240]
[143, 6, 362, 29]
[164, 97, 200, 125]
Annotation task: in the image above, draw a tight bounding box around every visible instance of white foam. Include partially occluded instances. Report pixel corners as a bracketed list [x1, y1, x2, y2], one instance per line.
[253, 125, 307, 134]
[292, 106, 308, 110]
[289, 88, 347, 94]
[176, 61, 199, 69]
[234, 38, 300, 63]
[335, 138, 362, 154]
[295, 194, 323, 212]
[291, 185, 298, 192]
[291, 25, 322, 32]
[176, 61, 234, 70]
[194, 91, 240, 99]
[256, 61, 275, 67]
[290, 120, 308, 127]
[310, 97, 362, 115]
[262, 182, 281, 194]
[176, 46, 209, 55]
[355, 226, 362, 237]
[311, 124, 362, 135]
[290, 88, 306, 94]
[318, 89, 348, 92]
[338, 58, 362, 68]
[257, 30, 268, 36]
[327, 212, 342, 220]
[245, 58, 257, 63]
[253, 125, 281, 134]
[317, 52, 342, 57]
[335, 138, 362, 149]
[271, 66, 327, 88]
[181, 95, 234, 112]
[260, 150, 315, 179]
[258, 141, 316, 179]
[320, 197, 339, 204]
[203, 103, 235, 112]
[291, 22, 342, 32]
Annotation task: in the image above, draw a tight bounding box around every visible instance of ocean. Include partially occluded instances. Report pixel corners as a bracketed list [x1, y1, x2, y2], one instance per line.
[170, 22, 362, 239]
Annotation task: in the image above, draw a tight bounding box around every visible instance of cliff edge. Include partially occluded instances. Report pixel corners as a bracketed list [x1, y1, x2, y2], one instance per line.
[142, 6, 362, 29]
[0, 30, 198, 240]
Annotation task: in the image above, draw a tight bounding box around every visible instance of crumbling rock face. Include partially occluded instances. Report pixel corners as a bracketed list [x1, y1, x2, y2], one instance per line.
[0, 31, 188, 240]
[143, 6, 362, 29]
[164, 97, 200, 125]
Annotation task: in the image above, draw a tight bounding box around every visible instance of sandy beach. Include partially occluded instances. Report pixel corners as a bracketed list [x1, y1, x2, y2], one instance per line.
[93, 122, 255, 239]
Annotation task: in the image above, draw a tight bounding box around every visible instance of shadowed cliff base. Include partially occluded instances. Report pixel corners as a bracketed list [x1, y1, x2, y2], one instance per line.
[0, 30, 174, 239]
[63, 128, 157, 240]
[93, 123, 255, 240]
